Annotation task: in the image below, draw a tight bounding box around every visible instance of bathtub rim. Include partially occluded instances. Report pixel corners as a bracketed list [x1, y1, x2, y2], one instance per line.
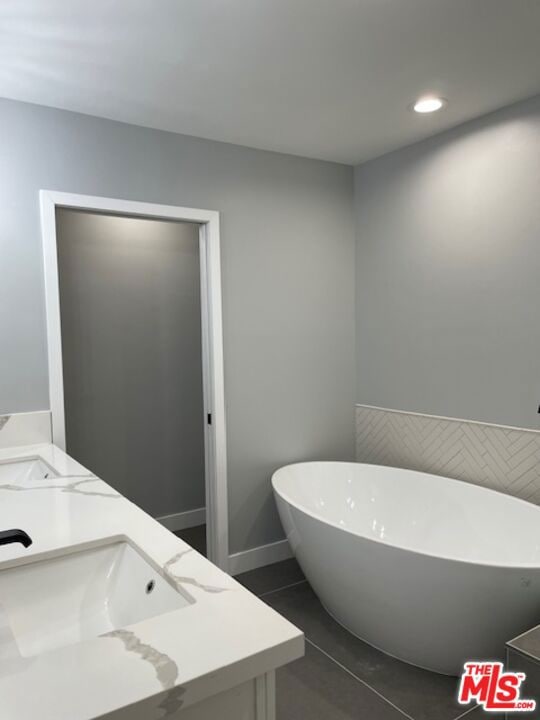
[272, 460, 540, 571]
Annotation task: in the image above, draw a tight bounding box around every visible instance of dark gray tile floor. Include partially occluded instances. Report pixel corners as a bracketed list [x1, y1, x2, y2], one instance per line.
[277, 642, 406, 720]
[507, 648, 540, 720]
[463, 710, 505, 720]
[235, 557, 306, 596]
[174, 524, 207, 556]
[235, 559, 503, 720]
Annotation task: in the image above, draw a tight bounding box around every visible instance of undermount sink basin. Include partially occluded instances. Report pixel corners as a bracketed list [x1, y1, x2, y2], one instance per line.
[0, 542, 190, 659]
[0, 457, 57, 484]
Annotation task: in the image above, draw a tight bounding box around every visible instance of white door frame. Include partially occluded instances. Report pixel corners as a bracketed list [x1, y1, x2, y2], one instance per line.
[40, 190, 229, 571]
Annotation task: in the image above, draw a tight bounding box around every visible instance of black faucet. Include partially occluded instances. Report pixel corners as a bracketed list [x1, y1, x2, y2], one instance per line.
[0, 529, 33, 548]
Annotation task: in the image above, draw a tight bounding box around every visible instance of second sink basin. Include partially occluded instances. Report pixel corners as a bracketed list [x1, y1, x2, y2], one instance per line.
[0, 541, 190, 659]
[0, 457, 57, 485]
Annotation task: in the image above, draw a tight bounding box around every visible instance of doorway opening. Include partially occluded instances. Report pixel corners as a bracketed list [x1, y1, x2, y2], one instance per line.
[40, 192, 228, 570]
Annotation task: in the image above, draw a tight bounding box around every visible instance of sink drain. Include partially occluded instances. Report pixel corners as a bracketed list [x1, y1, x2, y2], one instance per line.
[145, 579, 155, 595]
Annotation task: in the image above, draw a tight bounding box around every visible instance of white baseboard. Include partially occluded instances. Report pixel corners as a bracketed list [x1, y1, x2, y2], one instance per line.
[228, 538, 293, 576]
[157, 507, 206, 532]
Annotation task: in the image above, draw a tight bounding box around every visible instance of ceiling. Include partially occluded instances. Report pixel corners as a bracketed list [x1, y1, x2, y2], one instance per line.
[1, 0, 539, 165]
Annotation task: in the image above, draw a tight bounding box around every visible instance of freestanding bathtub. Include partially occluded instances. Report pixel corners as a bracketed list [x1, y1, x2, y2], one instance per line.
[272, 462, 540, 675]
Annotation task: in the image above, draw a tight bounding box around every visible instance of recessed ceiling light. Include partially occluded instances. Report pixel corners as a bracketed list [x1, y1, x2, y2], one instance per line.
[412, 96, 447, 114]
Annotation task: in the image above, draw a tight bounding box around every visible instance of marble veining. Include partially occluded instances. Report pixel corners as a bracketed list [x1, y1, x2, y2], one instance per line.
[164, 549, 228, 594]
[0, 476, 120, 499]
[104, 629, 179, 690]
[156, 686, 187, 719]
[0, 441, 303, 720]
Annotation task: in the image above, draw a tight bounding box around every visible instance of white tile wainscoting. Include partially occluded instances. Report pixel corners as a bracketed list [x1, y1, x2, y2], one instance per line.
[6, 405, 540, 576]
[356, 404, 540, 505]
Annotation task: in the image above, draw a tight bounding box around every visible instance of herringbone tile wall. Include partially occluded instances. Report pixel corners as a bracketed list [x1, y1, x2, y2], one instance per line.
[355, 405, 540, 505]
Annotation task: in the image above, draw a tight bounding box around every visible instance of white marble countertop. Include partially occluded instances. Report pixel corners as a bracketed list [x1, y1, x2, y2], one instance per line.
[0, 443, 303, 720]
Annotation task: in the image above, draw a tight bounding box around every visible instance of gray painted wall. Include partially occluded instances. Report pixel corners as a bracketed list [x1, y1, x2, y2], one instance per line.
[57, 210, 204, 518]
[354, 94, 540, 430]
[0, 98, 355, 554]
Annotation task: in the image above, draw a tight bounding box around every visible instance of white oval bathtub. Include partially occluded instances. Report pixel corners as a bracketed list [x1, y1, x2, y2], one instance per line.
[272, 462, 540, 675]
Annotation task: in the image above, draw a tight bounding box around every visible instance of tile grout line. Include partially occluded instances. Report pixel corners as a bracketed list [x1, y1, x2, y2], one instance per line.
[452, 705, 479, 720]
[256, 569, 470, 719]
[258, 579, 308, 598]
[305, 638, 415, 720]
